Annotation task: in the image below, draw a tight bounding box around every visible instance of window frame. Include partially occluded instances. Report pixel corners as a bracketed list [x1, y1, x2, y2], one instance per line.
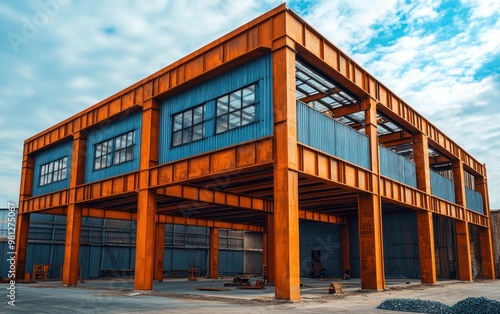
[215, 83, 257, 134]
[39, 156, 68, 186]
[171, 104, 207, 147]
[93, 130, 136, 171]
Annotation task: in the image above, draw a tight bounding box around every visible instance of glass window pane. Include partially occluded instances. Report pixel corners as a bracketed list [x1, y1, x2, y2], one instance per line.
[54, 160, 59, 171]
[172, 131, 182, 146]
[182, 128, 192, 144]
[41, 165, 46, 176]
[192, 124, 203, 141]
[127, 132, 134, 146]
[183, 110, 192, 127]
[95, 158, 101, 170]
[126, 147, 134, 161]
[114, 152, 120, 165]
[217, 96, 228, 115]
[105, 155, 112, 167]
[173, 113, 183, 131]
[241, 105, 255, 125]
[116, 136, 123, 149]
[229, 111, 240, 129]
[48, 162, 53, 173]
[62, 157, 67, 168]
[242, 85, 255, 106]
[229, 91, 241, 111]
[120, 151, 125, 163]
[95, 144, 102, 157]
[62, 168, 67, 180]
[216, 115, 228, 133]
[193, 106, 203, 125]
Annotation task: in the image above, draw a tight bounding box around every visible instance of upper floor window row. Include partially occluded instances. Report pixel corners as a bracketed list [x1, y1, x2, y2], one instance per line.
[40, 156, 68, 186]
[94, 130, 135, 170]
[171, 84, 257, 147]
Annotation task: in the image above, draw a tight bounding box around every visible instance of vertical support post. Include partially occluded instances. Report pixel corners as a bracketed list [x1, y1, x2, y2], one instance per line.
[452, 160, 472, 281]
[358, 100, 385, 290]
[15, 146, 35, 280]
[272, 44, 300, 300]
[209, 228, 219, 279]
[264, 214, 275, 283]
[479, 227, 496, 279]
[14, 213, 30, 280]
[476, 175, 496, 279]
[62, 204, 82, 286]
[456, 220, 473, 281]
[413, 132, 436, 284]
[62, 131, 86, 286]
[341, 224, 350, 277]
[134, 99, 159, 291]
[154, 223, 165, 281]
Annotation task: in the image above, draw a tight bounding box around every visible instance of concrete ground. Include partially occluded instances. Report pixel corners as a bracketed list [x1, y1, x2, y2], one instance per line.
[1, 277, 499, 313]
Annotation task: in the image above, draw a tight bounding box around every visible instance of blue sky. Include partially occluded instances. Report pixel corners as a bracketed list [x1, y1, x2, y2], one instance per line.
[0, 0, 499, 209]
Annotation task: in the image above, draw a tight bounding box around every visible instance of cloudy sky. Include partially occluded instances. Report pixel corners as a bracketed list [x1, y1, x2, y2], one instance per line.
[1, 0, 499, 209]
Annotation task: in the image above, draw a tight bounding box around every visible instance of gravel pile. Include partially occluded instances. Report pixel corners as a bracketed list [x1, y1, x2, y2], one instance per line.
[378, 296, 500, 314]
[378, 298, 451, 313]
[451, 297, 500, 314]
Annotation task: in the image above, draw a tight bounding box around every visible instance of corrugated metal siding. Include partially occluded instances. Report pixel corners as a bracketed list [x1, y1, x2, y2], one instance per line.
[430, 170, 456, 203]
[382, 210, 420, 278]
[379, 145, 417, 187]
[84, 111, 142, 183]
[159, 54, 273, 163]
[465, 188, 484, 214]
[32, 140, 73, 196]
[218, 250, 244, 275]
[297, 102, 370, 169]
[244, 251, 263, 274]
[299, 221, 343, 278]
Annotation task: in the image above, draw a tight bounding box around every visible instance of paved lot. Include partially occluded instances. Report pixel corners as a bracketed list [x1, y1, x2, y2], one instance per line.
[1, 277, 499, 313]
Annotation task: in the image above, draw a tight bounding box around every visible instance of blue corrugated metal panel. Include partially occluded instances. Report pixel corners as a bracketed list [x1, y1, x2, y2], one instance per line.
[85, 111, 142, 183]
[299, 221, 342, 278]
[101, 246, 133, 270]
[159, 54, 273, 163]
[297, 102, 370, 169]
[32, 140, 73, 196]
[466, 188, 484, 214]
[219, 250, 244, 275]
[430, 170, 456, 203]
[383, 211, 420, 278]
[379, 146, 417, 187]
[168, 248, 207, 271]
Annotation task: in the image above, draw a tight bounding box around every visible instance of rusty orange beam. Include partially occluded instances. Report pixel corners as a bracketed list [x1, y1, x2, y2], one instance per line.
[156, 215, 264, 232]
[149, 138, 273, 189]
[154, 223, 165, 281]
[14, 213, 30, 281]
[209, 228, 219, 279]
[272, 44, 301, 301]
[62, 204, 82, 286]
[158, 184, 272, 212]
[297, 144, 373, 193]
[298, 210, 347, 225]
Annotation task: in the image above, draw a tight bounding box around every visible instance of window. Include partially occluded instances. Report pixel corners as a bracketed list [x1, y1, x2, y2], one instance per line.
[172, 104, 206, 147]
[40, 156, 68, 186]
[216, 84, 256, 134]
[94, 130, 135, 170]
[114, 131, 135, 165]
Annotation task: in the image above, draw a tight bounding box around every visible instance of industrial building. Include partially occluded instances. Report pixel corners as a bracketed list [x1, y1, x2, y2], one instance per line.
[14, 4, 496, 300]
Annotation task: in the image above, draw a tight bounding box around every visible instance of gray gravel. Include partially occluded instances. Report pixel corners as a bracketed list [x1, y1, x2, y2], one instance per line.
[378, 296, 500, 314]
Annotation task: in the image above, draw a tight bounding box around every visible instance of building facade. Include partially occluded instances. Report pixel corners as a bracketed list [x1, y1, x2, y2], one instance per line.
[15, 4, 495, 300]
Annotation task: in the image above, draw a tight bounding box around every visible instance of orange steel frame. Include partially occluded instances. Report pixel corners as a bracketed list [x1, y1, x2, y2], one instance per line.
[15, 4, 495, 300]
